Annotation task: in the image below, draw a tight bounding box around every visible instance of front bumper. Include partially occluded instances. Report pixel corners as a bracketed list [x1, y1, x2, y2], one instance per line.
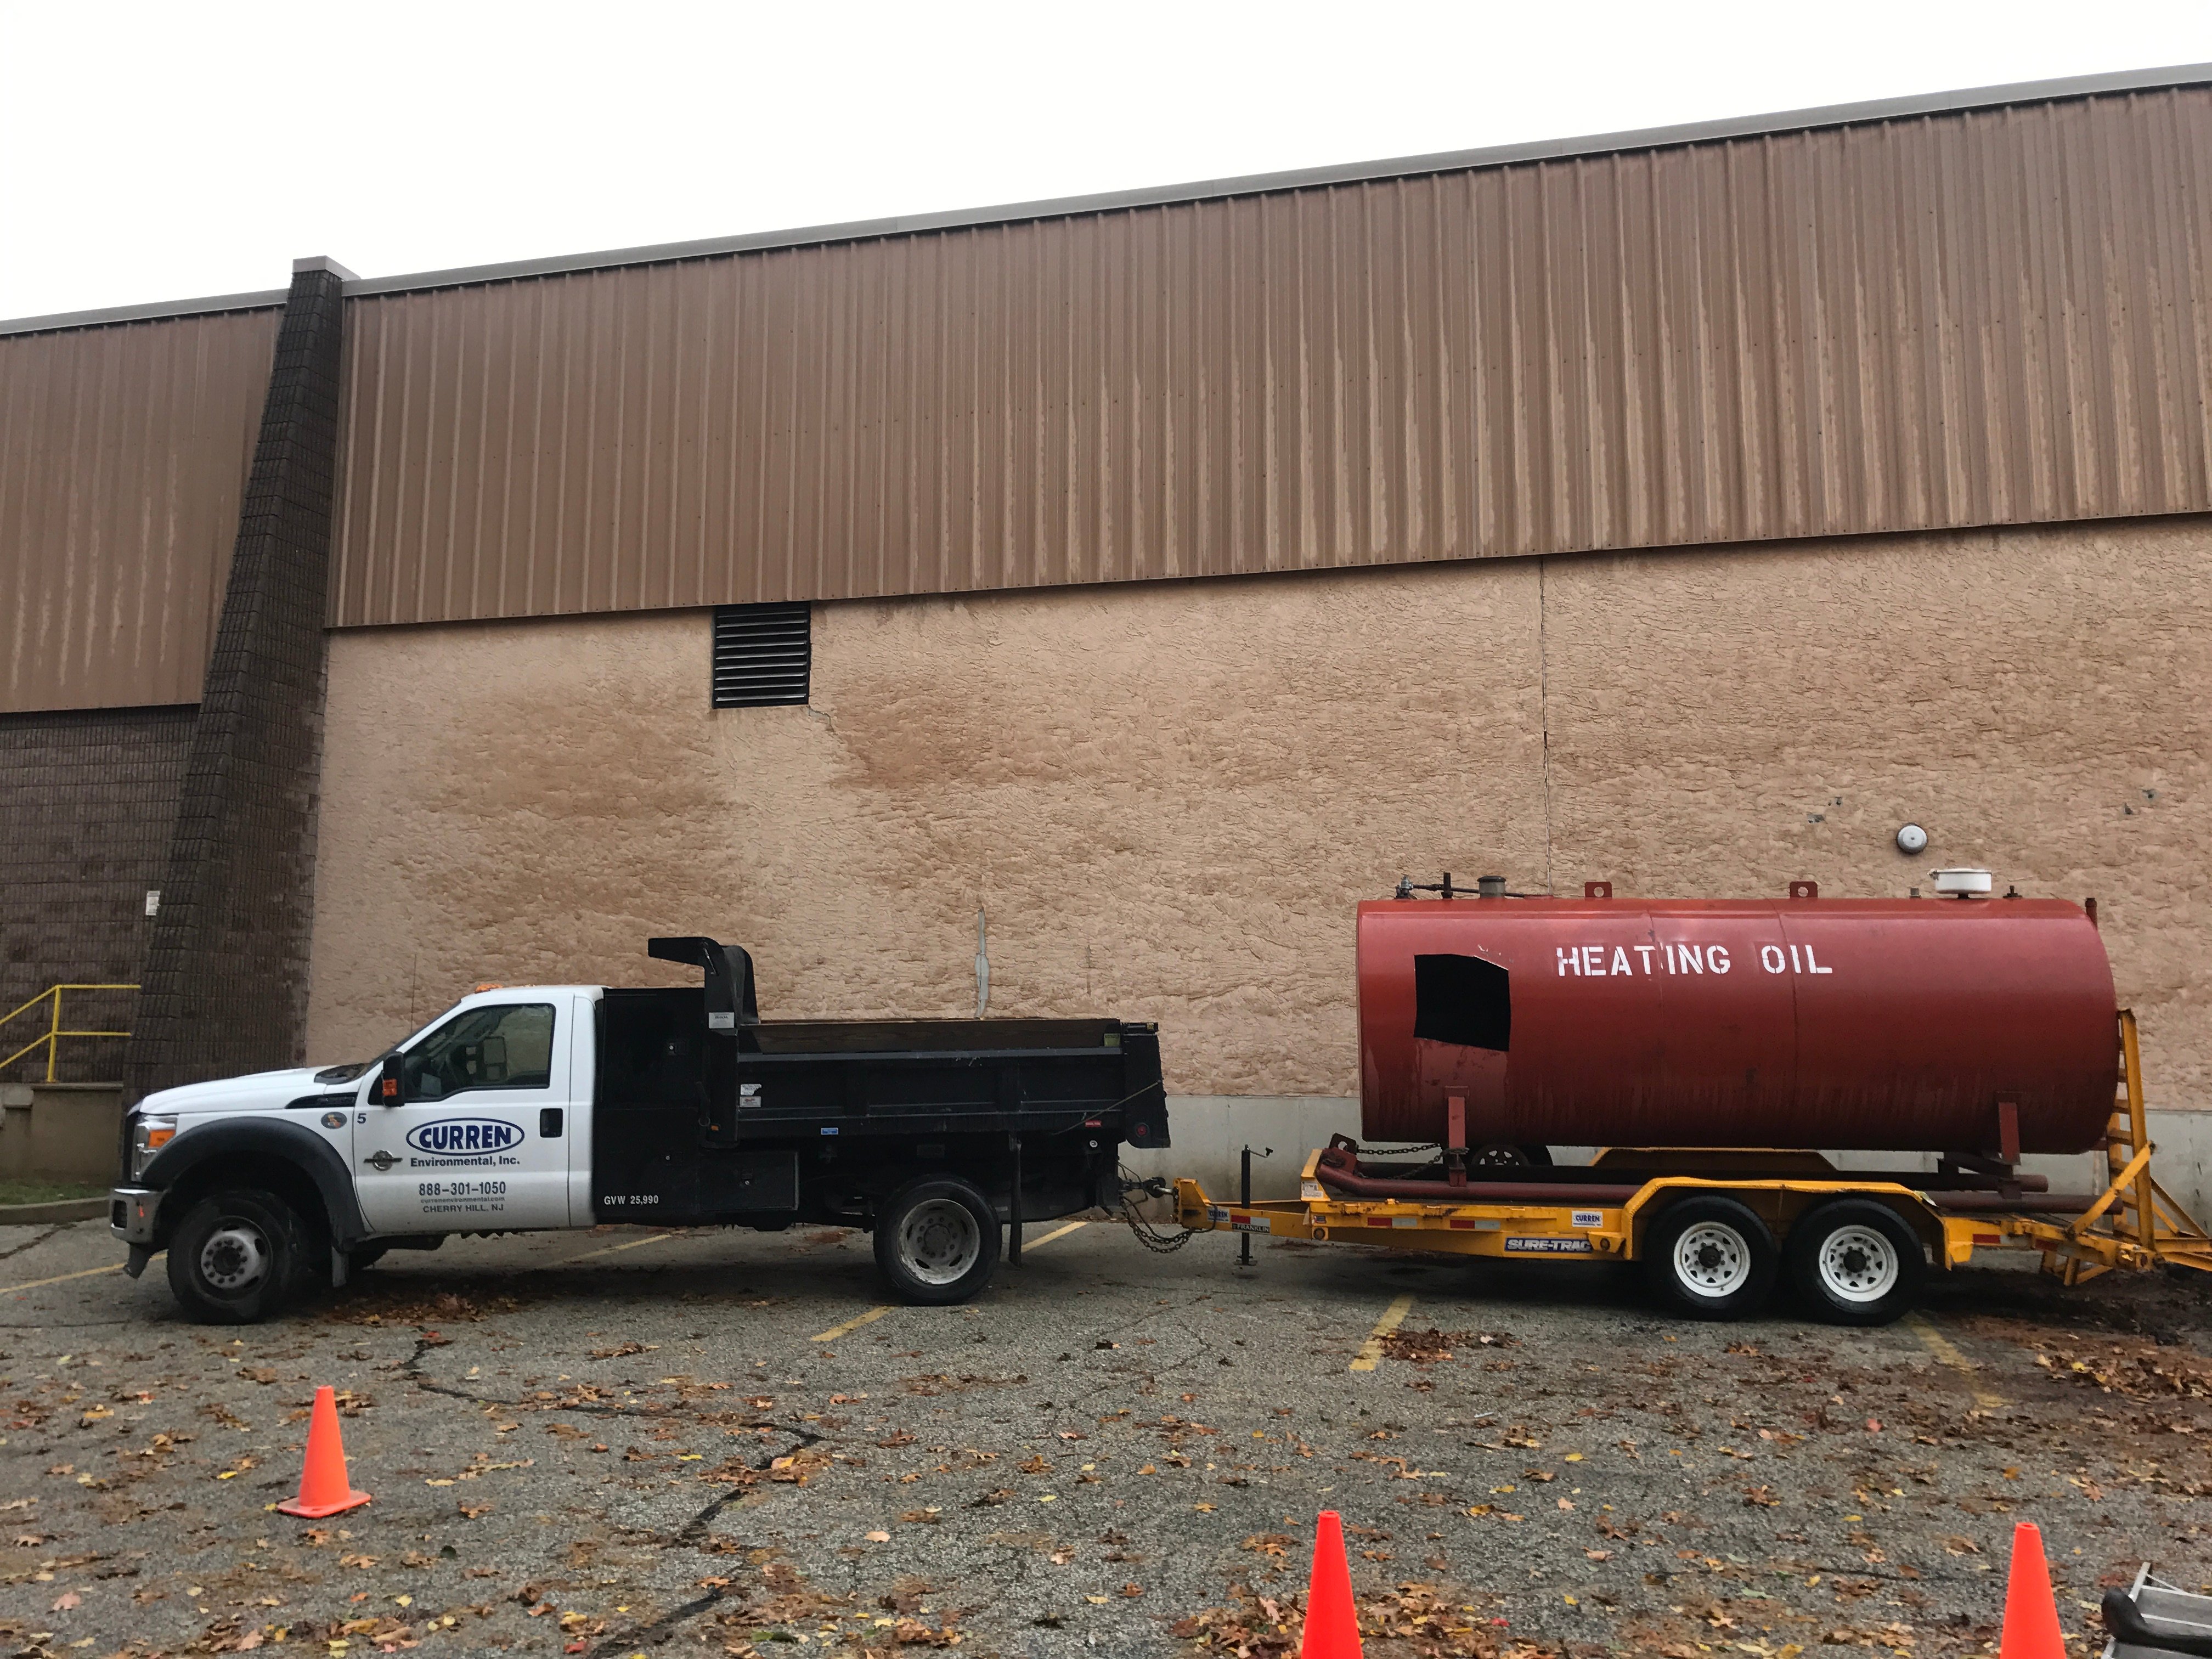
[110, 1186, 161, 1245]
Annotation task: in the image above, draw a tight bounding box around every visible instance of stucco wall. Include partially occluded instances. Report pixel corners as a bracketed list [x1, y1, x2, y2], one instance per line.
[304, 515, 2212, 1110]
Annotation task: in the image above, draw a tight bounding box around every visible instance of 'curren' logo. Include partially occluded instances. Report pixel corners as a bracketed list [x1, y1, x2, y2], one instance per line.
[404, 1118, 524, 1155]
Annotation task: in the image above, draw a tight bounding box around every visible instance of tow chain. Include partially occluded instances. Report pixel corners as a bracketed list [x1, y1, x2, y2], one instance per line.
[1116, 1200, 1199, 1253]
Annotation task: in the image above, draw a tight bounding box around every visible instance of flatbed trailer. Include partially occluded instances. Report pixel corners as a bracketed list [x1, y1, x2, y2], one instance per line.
[1171, 1011, 2212, 1323]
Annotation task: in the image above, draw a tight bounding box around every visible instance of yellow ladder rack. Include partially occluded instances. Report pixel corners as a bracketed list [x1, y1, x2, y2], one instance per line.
[2033, 1009, 2212, 1283]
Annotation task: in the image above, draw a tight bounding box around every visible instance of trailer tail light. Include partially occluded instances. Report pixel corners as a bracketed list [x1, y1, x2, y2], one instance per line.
[1974, 1232, 2001, 1245]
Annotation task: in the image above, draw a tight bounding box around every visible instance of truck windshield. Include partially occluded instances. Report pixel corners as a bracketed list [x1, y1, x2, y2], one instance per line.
[309, 997, 492, 1085]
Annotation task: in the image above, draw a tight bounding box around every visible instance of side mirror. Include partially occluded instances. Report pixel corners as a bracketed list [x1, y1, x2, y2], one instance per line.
[378, 1054, 404, 1105]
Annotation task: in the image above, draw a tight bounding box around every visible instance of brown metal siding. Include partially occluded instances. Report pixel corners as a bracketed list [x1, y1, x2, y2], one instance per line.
[1, 310, 279, 711]
[331, 88, 2212, 628]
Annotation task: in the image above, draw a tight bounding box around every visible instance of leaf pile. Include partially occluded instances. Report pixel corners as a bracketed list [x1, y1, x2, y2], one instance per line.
[2034, 1342, 2212, 1401]
[1173, 1581, 1547, 1658]
[1378, 1329, 1519, 1367]
[324, 1289, 521, 1327]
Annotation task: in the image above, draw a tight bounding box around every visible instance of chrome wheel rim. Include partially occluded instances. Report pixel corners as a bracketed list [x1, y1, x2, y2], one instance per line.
[200, 1222, 270, 1293]
[1816, 1223, 1899, 1303]
[899, 1198, 981, 1286]
[1673, 1220, 1752, 1297]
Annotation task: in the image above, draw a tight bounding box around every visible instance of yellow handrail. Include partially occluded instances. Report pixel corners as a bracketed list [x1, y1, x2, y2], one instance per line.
[0, 984, 138, 1082]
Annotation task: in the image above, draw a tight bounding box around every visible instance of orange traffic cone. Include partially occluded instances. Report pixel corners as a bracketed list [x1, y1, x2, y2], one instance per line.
[1999, 1521, 2064, 1658]
[277, 1386, 372, 1518]
[1300, 1510, 1362, 1659]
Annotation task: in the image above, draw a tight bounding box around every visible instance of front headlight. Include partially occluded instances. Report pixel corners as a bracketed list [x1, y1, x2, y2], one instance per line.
[131, 1115, 178, 1179]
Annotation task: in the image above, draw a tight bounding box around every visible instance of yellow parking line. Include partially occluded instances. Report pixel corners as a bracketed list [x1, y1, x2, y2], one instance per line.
[1350, 1293, 1415, 1372]
[810, 1220, 1086, 1344]
[0, 1256, 165, 1300]
[568, 1231, 677, 1261]
[1906, 1312, 2006, 1409]
[813, 1305, 893, 1343]
[0, 1261, 136, 1295]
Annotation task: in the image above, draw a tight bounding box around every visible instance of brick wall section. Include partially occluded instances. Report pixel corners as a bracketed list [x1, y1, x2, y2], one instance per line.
[0, 707, 194, 1083]
[126, 265, 347, 1103]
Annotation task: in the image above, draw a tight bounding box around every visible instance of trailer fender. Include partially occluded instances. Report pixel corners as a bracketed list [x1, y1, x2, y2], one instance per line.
[1622, 1179, 1945, 1265]
[138, 1119, 370, 1249]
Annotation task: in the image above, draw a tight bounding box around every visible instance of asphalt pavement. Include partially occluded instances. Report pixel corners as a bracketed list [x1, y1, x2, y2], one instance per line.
[3, 1213, 2209, 1657]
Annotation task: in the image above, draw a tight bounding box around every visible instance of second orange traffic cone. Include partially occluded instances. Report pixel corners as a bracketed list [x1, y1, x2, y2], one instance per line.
[1999, 1521, 2064, 1659]
[277, 1386, 372, 1518]
[1301, 1510, 1362, 1659]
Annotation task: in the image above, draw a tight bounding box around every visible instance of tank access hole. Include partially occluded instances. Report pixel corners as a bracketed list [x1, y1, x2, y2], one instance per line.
[1673, 1220, 1753, 1297]
[1815, 1223, 1901, 1302]
[898, 1198, 983, 1286]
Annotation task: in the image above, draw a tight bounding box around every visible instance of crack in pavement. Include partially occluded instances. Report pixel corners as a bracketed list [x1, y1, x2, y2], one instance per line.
[0, 1223, 67, 1263]
[584, 1583, 727, 1658]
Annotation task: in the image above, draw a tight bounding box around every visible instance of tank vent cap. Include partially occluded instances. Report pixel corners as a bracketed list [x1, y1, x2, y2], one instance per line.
[1931, 868, 1994, 899]
[1477, 874, 1508, 899]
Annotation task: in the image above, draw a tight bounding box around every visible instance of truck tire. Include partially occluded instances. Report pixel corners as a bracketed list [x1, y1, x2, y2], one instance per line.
[166, 1189, 313, 1325]
[1644, 1194, 1778, 1321]
[1786, 1199, 1923, 1326]
[874, 1178, 1001, 1306]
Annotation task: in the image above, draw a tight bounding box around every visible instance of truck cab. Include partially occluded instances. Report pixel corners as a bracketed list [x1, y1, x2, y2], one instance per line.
[112, 939, 1168, 1323]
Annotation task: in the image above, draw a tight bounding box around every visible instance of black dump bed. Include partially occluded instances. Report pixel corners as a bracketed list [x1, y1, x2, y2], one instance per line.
[588, 942, 1167, 1230]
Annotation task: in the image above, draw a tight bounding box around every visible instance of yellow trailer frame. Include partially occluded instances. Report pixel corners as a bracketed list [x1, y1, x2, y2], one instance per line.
[1172, 1011, 2212, 1283]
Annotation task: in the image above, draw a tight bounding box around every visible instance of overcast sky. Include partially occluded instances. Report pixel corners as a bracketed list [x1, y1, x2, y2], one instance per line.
[4, 0, 2210, 322]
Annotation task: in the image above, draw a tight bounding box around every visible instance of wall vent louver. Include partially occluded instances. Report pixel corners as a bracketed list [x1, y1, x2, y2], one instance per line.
[712, 603, 811, 707]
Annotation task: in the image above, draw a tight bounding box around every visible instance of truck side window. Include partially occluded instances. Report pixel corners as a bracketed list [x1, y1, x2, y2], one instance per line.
[402, 1004, 556, 1102]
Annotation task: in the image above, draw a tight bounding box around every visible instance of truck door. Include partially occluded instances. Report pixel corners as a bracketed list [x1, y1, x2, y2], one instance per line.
[356, 1000, 575, 1232]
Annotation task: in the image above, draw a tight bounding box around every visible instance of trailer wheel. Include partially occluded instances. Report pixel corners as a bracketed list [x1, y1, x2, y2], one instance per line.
[874, 1178, 1001, 1305]
[1644, 1195, 1778, 1321]
[166, 1189, 312, 1325]
[1786, 1200, 1922, 1325]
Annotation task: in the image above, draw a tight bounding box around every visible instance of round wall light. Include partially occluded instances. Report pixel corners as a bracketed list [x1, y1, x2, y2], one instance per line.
[1896, 823, 1929, 855]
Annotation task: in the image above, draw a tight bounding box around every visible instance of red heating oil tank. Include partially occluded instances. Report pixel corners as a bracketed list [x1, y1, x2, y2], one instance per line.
[1357, 894, 2117, 1155]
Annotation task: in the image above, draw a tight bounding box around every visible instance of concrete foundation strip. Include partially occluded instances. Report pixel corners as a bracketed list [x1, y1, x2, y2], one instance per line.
[0, 1198, 109, 1226]
[1350, 1293, 1417, 1372]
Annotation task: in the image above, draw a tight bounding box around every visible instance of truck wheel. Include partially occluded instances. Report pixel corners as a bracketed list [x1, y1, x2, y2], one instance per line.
[1786, 1200, 1922, 1326]
[874, 1178, 1001, 1306]
[166, 1189, 312, 1325]
[1644, 1195, 1778, 1321]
